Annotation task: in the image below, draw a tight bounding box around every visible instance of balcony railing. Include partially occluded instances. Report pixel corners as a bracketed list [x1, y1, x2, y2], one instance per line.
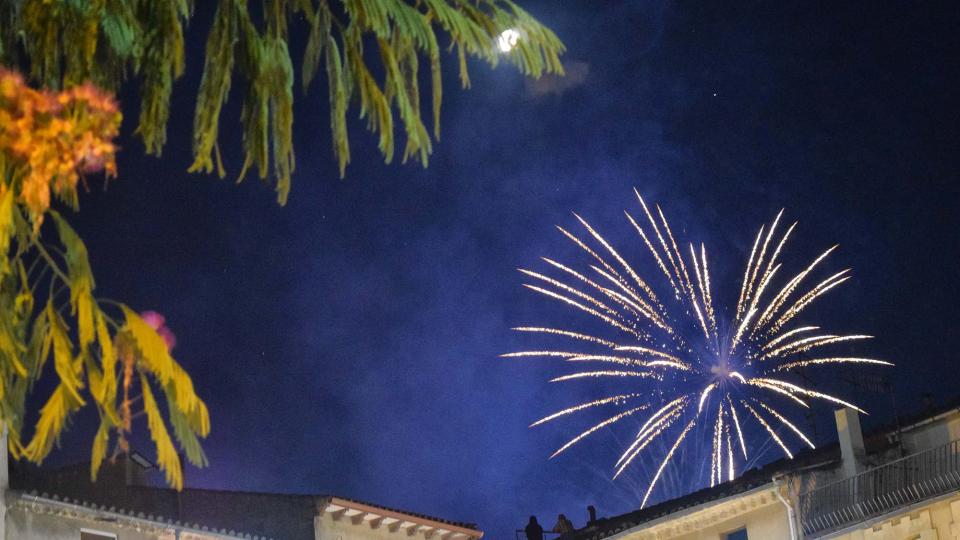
[798, 438, 960, 537]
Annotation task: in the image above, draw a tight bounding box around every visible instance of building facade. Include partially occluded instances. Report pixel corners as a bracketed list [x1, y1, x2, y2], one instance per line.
[0, 436, 483, 540]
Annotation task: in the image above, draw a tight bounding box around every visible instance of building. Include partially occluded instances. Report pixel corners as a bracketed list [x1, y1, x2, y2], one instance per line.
[569, 398, 960, 540]
[0, 437, 483, 540]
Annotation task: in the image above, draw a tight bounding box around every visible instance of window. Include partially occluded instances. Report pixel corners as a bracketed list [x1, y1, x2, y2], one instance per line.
[80, 529, 117, 540]
[723, 528, 748, 540]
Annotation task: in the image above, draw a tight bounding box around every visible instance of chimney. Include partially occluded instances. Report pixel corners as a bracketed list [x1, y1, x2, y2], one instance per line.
[125, 451, 156, 486]
[835, 407, 866, 477]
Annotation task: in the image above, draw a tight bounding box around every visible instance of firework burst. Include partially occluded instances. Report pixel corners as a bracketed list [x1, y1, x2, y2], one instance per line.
[503, 190, 891, 508]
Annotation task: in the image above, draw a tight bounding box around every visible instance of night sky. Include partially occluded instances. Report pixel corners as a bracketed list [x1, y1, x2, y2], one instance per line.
[42, 1, 960, 538]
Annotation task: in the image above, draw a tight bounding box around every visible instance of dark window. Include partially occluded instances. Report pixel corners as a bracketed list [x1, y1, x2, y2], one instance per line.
[724, 528, 748, 540]
[80, 530, 117, 540]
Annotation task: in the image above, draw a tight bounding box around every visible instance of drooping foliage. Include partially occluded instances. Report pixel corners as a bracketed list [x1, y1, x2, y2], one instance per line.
[0, 0, 562, 491]
[1, 0, 565, 203]
[0, 70, 207, 490]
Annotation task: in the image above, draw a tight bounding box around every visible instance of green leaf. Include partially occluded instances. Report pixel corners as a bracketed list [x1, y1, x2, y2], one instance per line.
[189, 0, 238, 178]
[101, 0, 142, 61]
[344, 27, 394, 161]
[136, 0, 189, 155]
[267, 36, 295, 205]
[233, 10, 298, 202]
[326, 34, 351, 177]
[301, 3, 331, 92]
[163, 382, 207, 467]
[377, 35, 431, 165]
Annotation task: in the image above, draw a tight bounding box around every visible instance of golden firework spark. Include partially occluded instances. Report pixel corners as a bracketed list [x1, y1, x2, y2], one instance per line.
[505, 193, 890, 507]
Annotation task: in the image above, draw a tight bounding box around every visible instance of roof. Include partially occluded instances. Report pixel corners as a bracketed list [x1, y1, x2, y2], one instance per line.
[569, 444, 839, 540]
[10, 457, 482, 540]
[570, 396, 960, 540]
[320, 496, 482, 538]
[11, 459, 315, 539]
[324, 495, 480, 531]
[12, 492, 259, 539]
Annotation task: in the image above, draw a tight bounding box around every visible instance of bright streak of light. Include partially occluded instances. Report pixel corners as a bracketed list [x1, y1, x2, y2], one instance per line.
[774, 357, 893, 372]
[743, 401, 793, 459]
[752, 377, 866, 412]
[566, 355, 686, 370]
[614, 403, 684, 478]
[616, 397, 688, 467]
[549, 405, 648, 459]
[758, 400, 815, 449]
[728, 398, 748, 459]
[641, 419, 697, 508]
[550, 370, 658, 383]
[762, 326, 820, 351]
[725, 420, 735, 482]
[699, 383, 717, 413]
[756, 246, 838, 331]
[531, 394, 645, 427]
[512, 327, 618, 348]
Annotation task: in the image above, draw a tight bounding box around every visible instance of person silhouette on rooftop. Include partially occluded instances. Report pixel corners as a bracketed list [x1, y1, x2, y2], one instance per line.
[552, 513, 574, 535]
[525, 515, 544, 540]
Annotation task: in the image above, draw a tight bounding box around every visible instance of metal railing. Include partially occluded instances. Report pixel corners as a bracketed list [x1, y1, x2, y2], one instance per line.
[515, 530, 562, 540]
[798, 438, 960, 537]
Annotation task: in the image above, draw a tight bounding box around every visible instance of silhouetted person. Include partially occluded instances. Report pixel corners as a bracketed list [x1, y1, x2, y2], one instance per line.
[587, 505, 598, 526]
[525, 515, 544, 540]
[552, 513, 574, 534]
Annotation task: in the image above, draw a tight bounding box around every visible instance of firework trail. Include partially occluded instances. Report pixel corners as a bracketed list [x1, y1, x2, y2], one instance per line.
[504, 191, 891, 508]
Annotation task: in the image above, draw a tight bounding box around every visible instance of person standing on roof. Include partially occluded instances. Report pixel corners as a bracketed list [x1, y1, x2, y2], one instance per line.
[552, 513, 574, 535]
[525, 515, 545, 540]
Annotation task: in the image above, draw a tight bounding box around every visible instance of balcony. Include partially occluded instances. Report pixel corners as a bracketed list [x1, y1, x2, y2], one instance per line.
[798, 438, 960, 537]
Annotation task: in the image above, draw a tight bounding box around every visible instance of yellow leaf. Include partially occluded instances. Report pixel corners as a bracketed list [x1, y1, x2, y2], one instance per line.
[90, 417, 110, 482]
[46, 302, 85, 405]
[95, 310, 119, 425]
[95, 310, 115, 385]
[0, 185, 14, 265]
[84, 350, 103, 403]
[168, 362, 209, 436]
[22, 384, 81, 463]
[140, 373, 182, 490]
[49, 212, 96, 348]
[77, 288, 95, 349]
[121, 306, 207, 435]
[121, 306, 175, 383]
